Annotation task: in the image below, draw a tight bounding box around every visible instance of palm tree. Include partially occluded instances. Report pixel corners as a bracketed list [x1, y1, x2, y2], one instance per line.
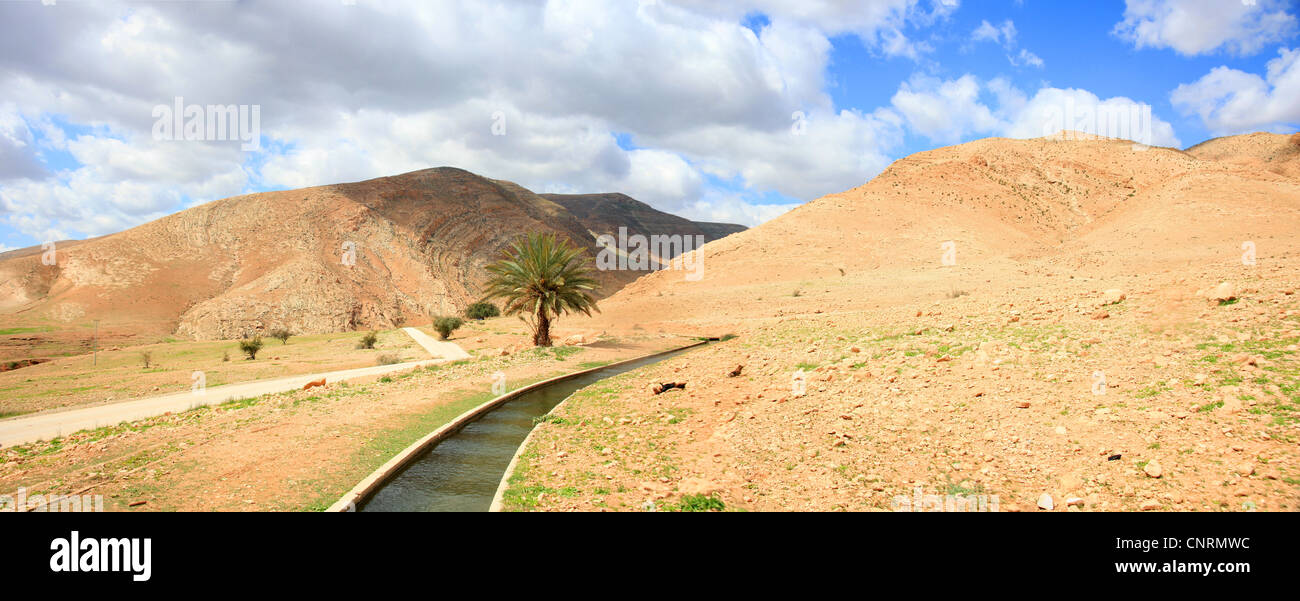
[482, 232, 600, 347]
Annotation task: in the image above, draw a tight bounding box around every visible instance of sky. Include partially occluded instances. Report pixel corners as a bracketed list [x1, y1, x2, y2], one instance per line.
[0, 0, 1297, 252]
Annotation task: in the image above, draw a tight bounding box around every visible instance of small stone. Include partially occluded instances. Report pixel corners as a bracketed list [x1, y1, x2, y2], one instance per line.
[1209, 281, 1237, 302]
[1143, 459, 1163, 478]
[1236, 462, 1255, 476]
[1037, 493, 1054, 510]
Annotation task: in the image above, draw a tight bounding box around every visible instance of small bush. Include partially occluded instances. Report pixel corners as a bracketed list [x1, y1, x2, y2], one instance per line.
[433, 316, 464, 340]
[239, 336, 264, 360]
[222, 351, 230, 362]
[669, 494, 725, 512]
[139, 351, 153, 369]
[357, 331, 379, 349]
[269, 328, 292, 344]
[376, 353, 401, 365]
[465, 301, 500, 320]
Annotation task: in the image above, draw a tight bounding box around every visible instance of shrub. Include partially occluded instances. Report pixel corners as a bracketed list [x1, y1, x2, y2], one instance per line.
[269, 328, 292, 344]
[669, 494, 725, 512]
[139, 351, 153, 369]
[465, 301, 500, 320]
[238, 336, 264, 360]
[357, 331, 379, 349]
[376, 353, 401, 365]
[433, 316, 464, 340]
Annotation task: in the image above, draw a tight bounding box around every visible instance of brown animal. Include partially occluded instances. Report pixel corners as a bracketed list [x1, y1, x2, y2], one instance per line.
[302, 378, 326, 391]
[728, 365, 744, 377]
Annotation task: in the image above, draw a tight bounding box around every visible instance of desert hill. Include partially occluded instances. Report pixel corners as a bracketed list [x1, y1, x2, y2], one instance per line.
[579, 132, 1300, 333]
[0, 167, 743, 343]
[1186, 132, 1300, 180]
[520, 131, 1300, 513]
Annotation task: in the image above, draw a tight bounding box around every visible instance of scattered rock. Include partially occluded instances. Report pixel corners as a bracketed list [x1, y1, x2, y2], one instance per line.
[651, 382, 687, 395]
[1037, 493, 1054, 510]
[1102, 289, 1126, 305]
[1143, 459, 1163, 478]
[1208, 282, 1237, 302]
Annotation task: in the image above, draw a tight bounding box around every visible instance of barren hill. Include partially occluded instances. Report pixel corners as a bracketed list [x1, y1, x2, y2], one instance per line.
[1185, 132, 1300, 180]
[0, 168, 742, 344]
[581, 132, 1300, 332]
[520, 131, 1300, 513]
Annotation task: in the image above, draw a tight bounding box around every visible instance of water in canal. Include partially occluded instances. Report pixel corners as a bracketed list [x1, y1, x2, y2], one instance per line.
[357, 344, 703, 512]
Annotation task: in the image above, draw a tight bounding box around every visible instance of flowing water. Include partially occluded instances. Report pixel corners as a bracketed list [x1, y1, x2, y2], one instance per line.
[357, 344, 704, 512]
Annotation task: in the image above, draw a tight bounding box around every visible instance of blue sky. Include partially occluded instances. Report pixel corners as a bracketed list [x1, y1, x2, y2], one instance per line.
[1, 0, 1297, 251]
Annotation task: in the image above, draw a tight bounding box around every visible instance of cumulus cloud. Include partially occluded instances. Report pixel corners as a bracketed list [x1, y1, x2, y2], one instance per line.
[0, 107, 47, 181]
[892, 75, 1181, 147]
[1114, 0, 1297, 56]
[0, 0, 961, 239]
[891, 74, 1001, 143]
[1171, 47, 1300, 134]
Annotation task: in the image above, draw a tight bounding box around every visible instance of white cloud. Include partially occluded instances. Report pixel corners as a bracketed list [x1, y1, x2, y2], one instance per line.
[892, 75, 1182, 147]
[1011, 48, 1044, 68]
[891, 74, 1001, 143]
[1171, 46, 1300, 134]
[0, 106, 46, 181]
[969, 18, 1043, 68]
[1114, 0, 1297, 56]
[972, 19, 1016, 46]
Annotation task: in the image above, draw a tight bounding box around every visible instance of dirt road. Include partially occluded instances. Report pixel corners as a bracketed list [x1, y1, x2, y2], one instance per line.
[0, 329, 468, 448]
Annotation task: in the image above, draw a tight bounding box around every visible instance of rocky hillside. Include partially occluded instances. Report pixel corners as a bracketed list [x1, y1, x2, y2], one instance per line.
[1185, 132, 1300, 180]
[543, 193, 746, 251]
[0, 168, 743, 341]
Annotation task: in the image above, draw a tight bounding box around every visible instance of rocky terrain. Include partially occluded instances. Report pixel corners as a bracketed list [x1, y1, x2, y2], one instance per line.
[543, 193, 746, 250]
[0, 168, 744, 349]
[503, 132, 1300, 512]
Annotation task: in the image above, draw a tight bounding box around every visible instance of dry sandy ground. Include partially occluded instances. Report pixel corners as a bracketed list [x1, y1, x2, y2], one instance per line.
[0, 324, 688, 511]
[0, 329, 424, 416]
[503, 265, 1300, 512]
[500, 133, 1300, 512]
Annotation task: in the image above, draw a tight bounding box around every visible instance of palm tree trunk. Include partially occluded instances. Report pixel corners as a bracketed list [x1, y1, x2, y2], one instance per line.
[534, 308, 552, 347]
